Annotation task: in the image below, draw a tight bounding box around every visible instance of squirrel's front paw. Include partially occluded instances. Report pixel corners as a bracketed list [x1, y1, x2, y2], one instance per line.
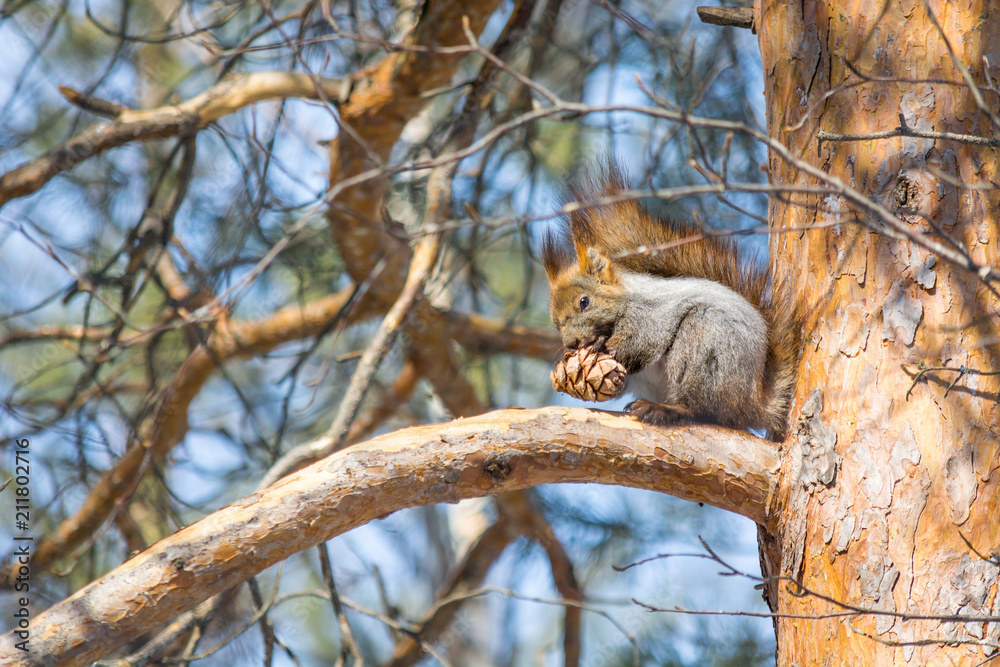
[626, 400, 693, 426]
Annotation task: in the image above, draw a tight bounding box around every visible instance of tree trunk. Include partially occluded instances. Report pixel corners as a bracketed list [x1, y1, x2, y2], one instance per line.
[757, 0, 1000, 662]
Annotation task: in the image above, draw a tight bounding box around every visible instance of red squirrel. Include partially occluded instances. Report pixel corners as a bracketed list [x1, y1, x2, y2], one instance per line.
[542, 166, 800, 441]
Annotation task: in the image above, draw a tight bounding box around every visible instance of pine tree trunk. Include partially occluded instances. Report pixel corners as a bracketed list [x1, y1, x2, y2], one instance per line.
[757, 0, 1000, 662]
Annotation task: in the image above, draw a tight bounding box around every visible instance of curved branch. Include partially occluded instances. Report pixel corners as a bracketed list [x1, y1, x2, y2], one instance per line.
[12, 281, 551, 582]
[0, 72, 343, 208]
[1, 407, 779, 667]
[260, 235, 441, 487]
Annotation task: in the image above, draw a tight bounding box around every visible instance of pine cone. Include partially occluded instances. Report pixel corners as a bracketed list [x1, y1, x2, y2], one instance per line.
[550, 346, 626, 402]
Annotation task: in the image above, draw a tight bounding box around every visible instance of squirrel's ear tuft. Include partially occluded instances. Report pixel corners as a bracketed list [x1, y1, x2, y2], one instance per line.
[581, 247, 616, 282]
[541, 231, 571, 282]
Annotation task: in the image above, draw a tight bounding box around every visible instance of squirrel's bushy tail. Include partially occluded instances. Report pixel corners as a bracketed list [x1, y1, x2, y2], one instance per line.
[758, 278, 801, 441]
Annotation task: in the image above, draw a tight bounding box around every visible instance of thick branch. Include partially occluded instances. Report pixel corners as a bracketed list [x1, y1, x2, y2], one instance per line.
[2, 407, 779, 667]
[0, 72, 342, 209]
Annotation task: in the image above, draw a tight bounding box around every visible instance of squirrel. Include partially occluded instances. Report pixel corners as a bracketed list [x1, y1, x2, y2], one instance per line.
[542, 165, 801, 441]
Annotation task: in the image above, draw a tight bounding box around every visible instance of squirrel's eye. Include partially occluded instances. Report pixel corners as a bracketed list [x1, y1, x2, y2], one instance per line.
[579, 296, 590, 311]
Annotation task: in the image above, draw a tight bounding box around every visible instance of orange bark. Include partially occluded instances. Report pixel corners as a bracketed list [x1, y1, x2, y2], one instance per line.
[757, 0, 1000, 662]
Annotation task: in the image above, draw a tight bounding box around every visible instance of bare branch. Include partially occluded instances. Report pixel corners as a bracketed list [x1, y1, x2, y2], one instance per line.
[445, 312, 562, 360]
[0, 72, 343, 209]
[317, 543, 362, 667]
[903, 360, 1000, 400]
[326, 0, 503, 286]
[817, 113, 1000, 149]
[387, 496, 524, 667]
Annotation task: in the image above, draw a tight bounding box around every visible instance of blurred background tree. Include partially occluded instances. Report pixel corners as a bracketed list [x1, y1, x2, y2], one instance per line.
[0, 0, 778, 664]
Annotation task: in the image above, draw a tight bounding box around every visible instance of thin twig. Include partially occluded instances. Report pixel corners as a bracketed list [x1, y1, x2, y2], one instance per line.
[317, 543, 363, 667]
[817, 113, 1000, 148]
[904, 360, 1000, 400]
[626, 538, 1000, 624]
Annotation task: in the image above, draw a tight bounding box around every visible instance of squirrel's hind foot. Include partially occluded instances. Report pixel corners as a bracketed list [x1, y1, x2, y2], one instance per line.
[626, 400, 694, 426]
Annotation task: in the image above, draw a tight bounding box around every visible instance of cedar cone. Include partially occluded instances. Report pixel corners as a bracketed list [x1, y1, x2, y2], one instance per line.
[550, 346, 626, 402]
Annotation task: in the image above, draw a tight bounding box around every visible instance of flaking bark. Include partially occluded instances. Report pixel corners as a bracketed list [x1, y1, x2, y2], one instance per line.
[758, 0, 1000, 662]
